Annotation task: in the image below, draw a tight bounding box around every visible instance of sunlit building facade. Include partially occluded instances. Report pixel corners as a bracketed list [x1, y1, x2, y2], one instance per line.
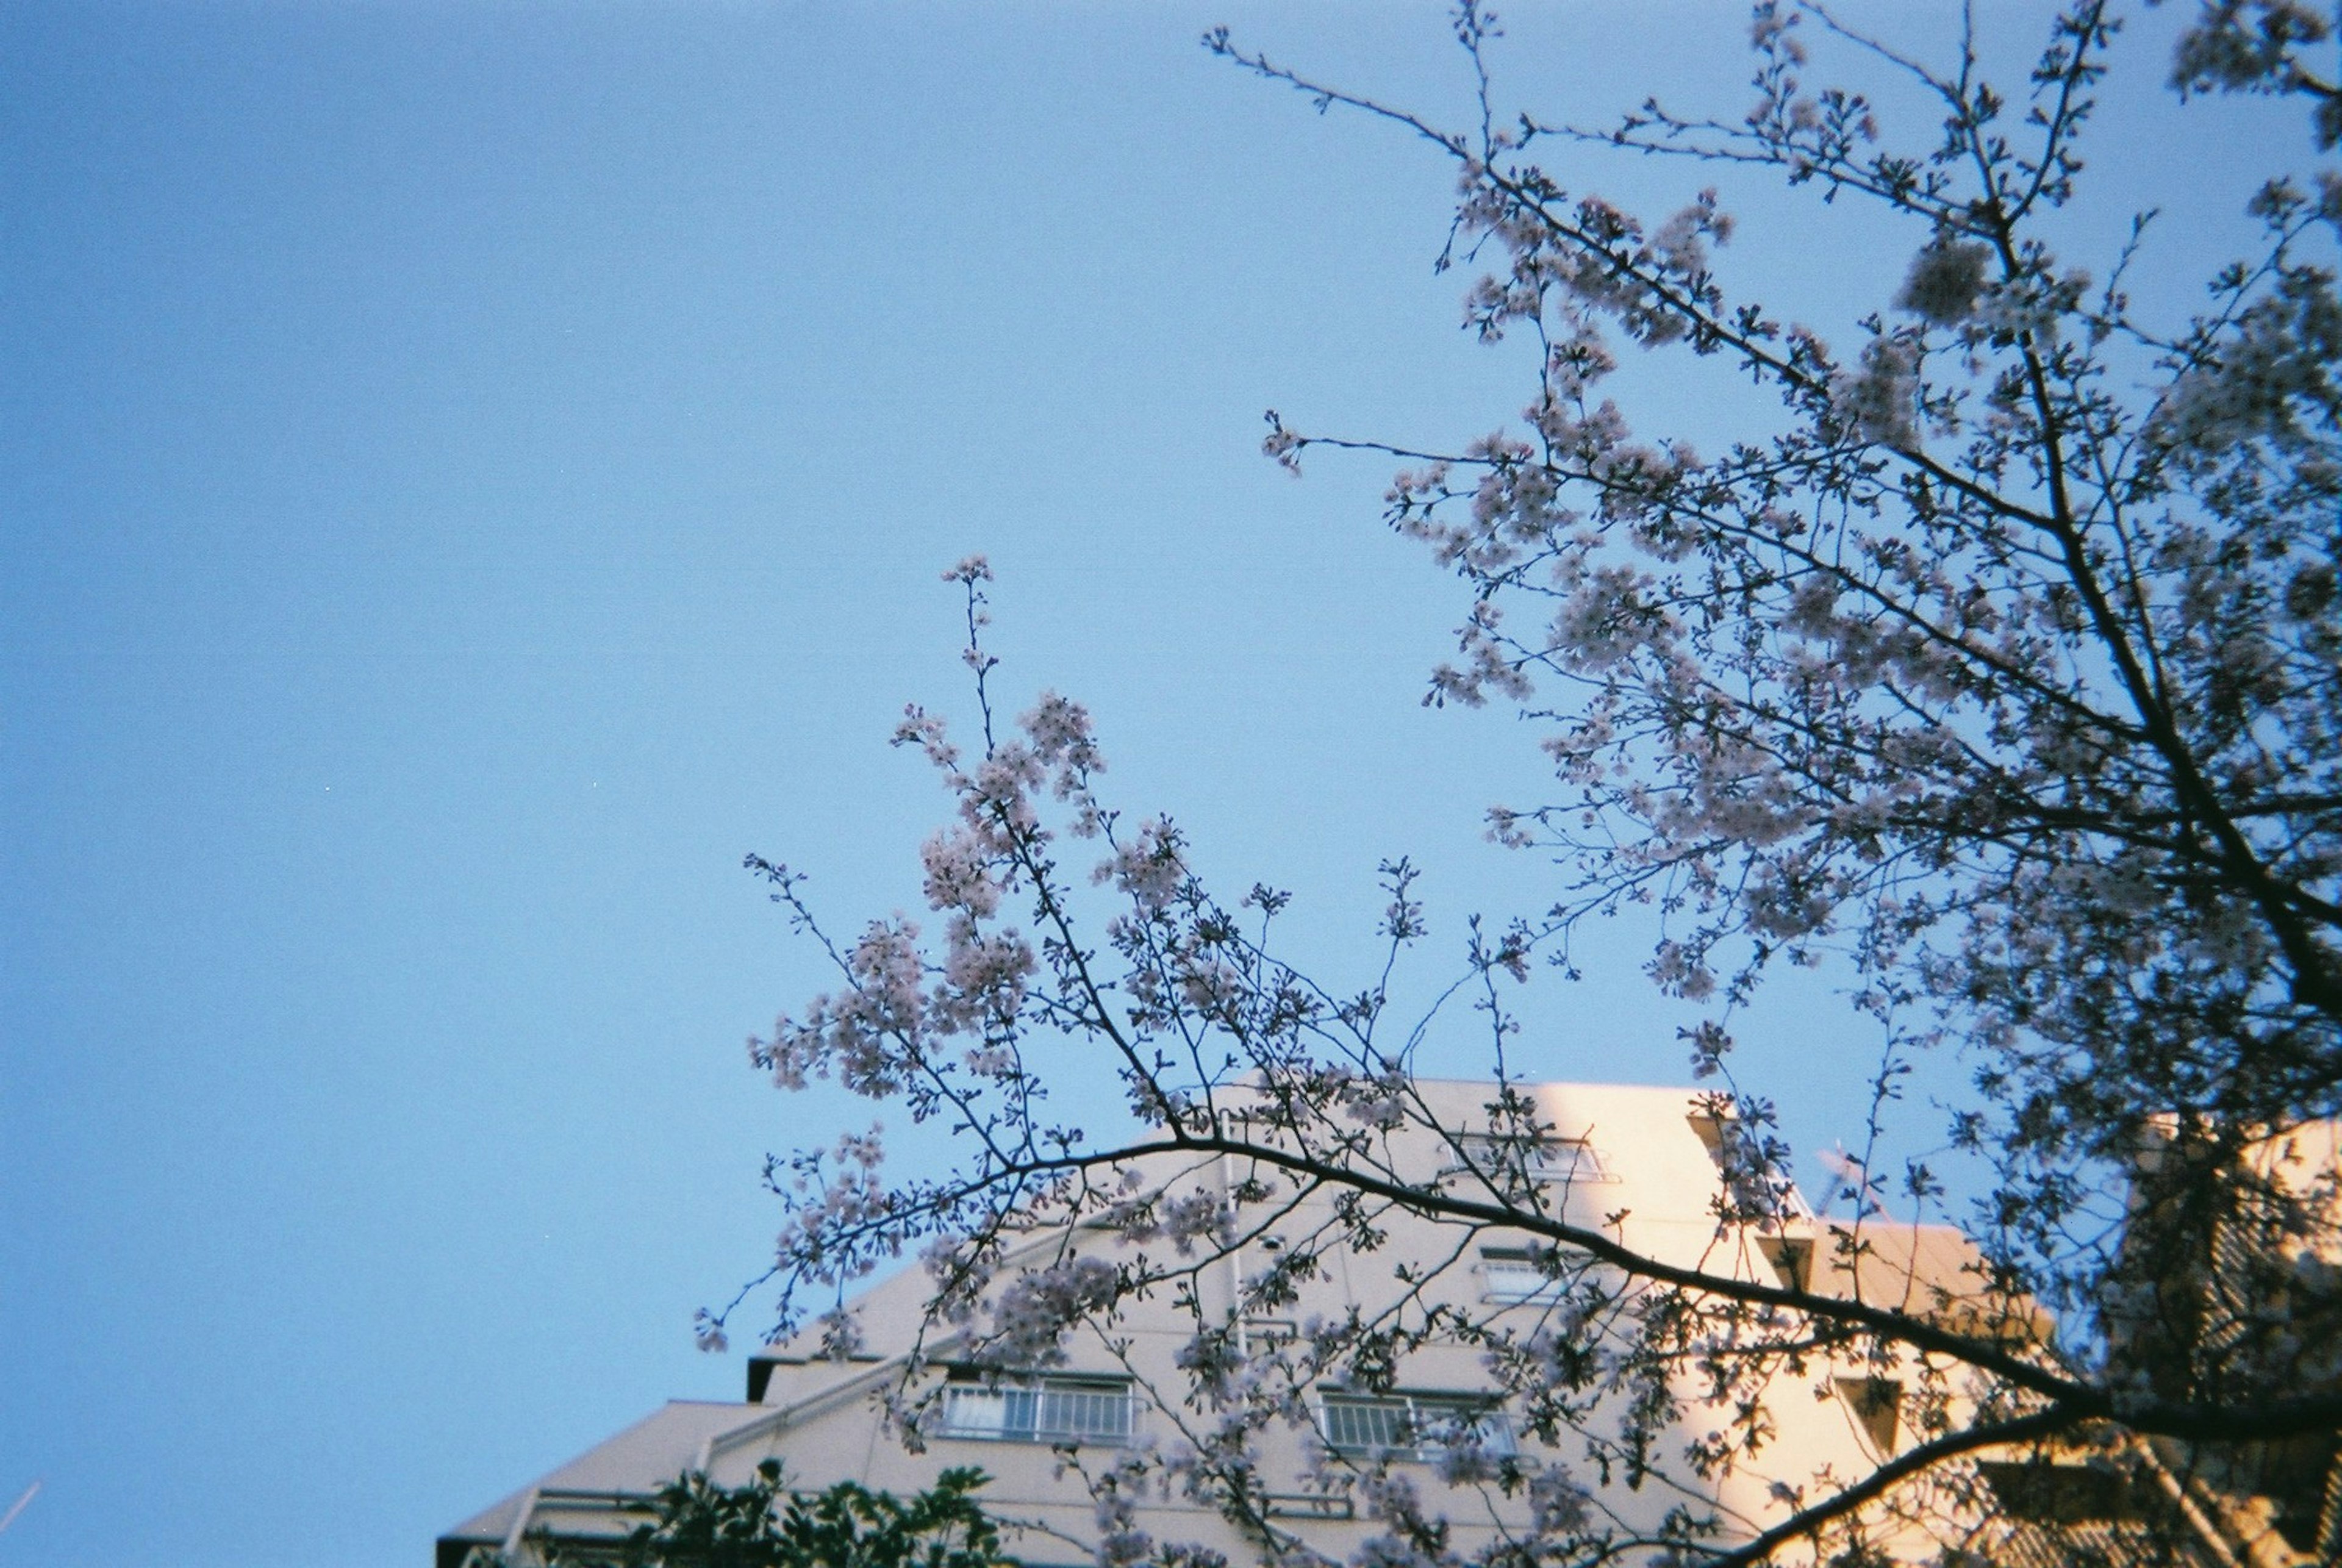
[440, 1081, 2288, 1567]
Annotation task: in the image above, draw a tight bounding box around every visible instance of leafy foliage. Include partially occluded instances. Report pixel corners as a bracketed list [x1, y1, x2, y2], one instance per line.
[540, 1466, 1015, 1568]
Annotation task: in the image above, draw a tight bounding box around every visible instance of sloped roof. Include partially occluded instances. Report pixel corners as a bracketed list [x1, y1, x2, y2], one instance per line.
[440, 1401, 772, 1555]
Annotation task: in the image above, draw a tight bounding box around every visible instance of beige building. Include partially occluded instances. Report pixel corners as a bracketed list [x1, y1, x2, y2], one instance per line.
[437, 1081, 2244, 1567]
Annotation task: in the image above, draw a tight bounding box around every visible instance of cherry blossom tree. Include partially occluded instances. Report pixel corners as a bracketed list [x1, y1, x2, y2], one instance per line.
[710, 5, 2341, 1564]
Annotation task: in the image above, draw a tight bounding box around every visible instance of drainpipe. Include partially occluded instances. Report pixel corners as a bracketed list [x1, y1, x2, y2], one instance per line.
[1222, 1150, 1247, 1360]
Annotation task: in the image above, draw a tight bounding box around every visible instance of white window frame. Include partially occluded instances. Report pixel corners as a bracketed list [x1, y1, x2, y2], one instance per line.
[1480, 1248, 1569, 1305]
[938, 1373, 1134, 1446]
[1450, 1134, 1616, 1186]
[1318, 1393, 1517, 1461]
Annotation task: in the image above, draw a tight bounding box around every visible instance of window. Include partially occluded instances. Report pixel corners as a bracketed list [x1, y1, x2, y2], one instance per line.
[1756, 1236, 1813, 1292]
[1687, 1108, 1811, 1221]
[1319, 1394, 1517, 1461]
[939, 1374, 1133, 1445]
[1452, 1135, 1614, 1186]
[1481, 1248, 1567, 1305]
[1262, 1493, 1355, 1520]
[1835, 1376, 1902, 1452]
[1530, 1139, 1609, 1182]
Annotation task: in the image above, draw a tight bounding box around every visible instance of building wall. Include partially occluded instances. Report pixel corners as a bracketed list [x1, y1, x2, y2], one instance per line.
[442, 1083, 1999, 1567]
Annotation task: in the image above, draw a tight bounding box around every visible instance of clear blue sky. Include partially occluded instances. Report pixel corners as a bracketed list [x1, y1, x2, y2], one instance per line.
[0, 4, 2298, 1564]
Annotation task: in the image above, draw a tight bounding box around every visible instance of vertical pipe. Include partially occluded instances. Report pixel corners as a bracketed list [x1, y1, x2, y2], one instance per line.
[1222, 1150, 1248, 1360]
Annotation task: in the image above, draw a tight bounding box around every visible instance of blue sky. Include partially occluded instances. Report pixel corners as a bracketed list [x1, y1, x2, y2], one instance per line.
[0, 3, 2304, 1564]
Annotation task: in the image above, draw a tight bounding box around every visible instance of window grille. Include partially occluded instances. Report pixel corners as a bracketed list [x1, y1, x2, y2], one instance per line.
[1528, 1139, 1608, 1183]
[1319, 1394, 1516, 1460]
[1452, 1135, 1614, 1186]
[1262, 1493, 1355, 1520]
[1481, 1249, 1567, 1304]
[939, 1375, 1133, 1445]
